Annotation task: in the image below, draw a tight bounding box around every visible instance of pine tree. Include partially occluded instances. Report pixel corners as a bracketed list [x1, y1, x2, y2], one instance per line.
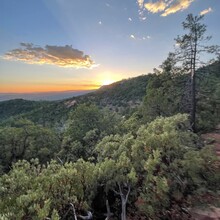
[175, 14, 219, 131]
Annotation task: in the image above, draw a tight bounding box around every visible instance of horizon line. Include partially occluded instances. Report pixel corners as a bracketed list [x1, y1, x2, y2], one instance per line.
[0, 89, 100, 95]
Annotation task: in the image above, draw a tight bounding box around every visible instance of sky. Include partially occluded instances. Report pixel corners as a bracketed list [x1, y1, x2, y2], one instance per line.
[0, 0, 220, 93]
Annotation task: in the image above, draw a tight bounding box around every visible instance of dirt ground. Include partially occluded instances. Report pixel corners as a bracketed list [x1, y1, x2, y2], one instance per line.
[201, 125, 220, 158]
[191, 126, 220, 219]
[191, 206, 220, 220]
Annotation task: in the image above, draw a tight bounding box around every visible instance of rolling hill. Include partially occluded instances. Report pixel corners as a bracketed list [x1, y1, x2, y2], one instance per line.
[0, 75, 150, 126]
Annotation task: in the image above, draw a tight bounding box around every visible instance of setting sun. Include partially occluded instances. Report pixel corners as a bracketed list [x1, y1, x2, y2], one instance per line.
[97, 72, 121, 87]
[102, 79, 115, 86]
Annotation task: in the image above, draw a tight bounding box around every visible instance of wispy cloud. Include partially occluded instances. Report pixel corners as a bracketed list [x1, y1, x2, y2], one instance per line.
[3, 43, 95, 68]
[200, 7, 213, 16]
[137, 0, 145, 8]
[144, 0, 167, 13]
[138, 0, 196, 17]
[161, 0, 194, 16]
[130, 34, 151, 41]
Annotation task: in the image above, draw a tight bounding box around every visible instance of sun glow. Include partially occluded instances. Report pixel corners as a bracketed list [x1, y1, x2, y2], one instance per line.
[102, 79, 115, 86]
[98, 71, 121, 86]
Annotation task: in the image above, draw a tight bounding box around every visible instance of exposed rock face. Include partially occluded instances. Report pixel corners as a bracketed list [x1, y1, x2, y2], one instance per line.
[65, 100, 77, 108]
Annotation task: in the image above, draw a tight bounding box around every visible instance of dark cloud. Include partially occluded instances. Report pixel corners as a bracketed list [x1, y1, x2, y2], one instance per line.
[4, 43, 95, 68]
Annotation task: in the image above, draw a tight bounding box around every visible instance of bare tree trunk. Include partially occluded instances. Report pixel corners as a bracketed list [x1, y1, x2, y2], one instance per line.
[190, 31, 197, 132]
[190, 67, 196, 132]
[78, 211, 92, 220]
[121, 200, 127, 220]
[70, 203, 78, 220]
[63, 203, 78, 220]
[118, 183, 131, 220]
[105, 199, 113, 220]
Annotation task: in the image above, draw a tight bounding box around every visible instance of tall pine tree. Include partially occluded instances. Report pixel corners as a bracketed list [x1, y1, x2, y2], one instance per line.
[175, 14, 218, 131]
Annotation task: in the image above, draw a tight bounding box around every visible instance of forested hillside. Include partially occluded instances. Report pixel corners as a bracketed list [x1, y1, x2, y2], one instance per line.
[0, 99, 46, 121]
[0, 75, 149, 127]
[73, 75, 149, 109]
[142, 58, 220, 132]
[0, 14, 220, 220]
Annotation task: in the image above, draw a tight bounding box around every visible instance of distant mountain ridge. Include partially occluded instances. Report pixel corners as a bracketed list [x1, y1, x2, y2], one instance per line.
[0, 75, 150, 125]
[0, 90, 94, 102]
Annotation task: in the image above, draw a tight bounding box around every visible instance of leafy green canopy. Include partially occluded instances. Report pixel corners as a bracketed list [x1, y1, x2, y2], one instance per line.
[0, 119, 60, 173]
[0, 159, 98, 219]
[0, 114, 219, 219]
[133, 114, 219, 218]
[59, 104, 122, 162]
[96, 114, 220, 219]
[142, 57, 220, 132]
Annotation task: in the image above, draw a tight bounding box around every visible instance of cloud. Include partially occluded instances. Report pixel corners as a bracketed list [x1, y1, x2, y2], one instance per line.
[138, 0, 195, 17]
[137, 0, 145, 8]
[130, 34, 151, 41]
[144, 0, 167, 13]
[4, 43, 95, 68]
[128, 17, 132, 21]
[200, 7, 213, 16]
[161, 0, 194, 16]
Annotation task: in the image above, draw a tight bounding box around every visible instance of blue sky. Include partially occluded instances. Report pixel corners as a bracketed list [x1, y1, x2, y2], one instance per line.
[0, 0, 220, 93]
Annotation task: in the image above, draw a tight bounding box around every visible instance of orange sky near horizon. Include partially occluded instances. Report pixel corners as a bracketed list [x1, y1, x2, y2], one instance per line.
[0, 71, 122, 93]
[0, 83, 101, 93]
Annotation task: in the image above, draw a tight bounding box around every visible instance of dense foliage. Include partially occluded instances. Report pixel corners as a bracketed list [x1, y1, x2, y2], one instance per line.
[0, 113, 219, 219]
[142, 53, 220, 132]
[0, 100, 69, 129]
[0, 99, 45, 121]
[0, 119, 60, 173]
